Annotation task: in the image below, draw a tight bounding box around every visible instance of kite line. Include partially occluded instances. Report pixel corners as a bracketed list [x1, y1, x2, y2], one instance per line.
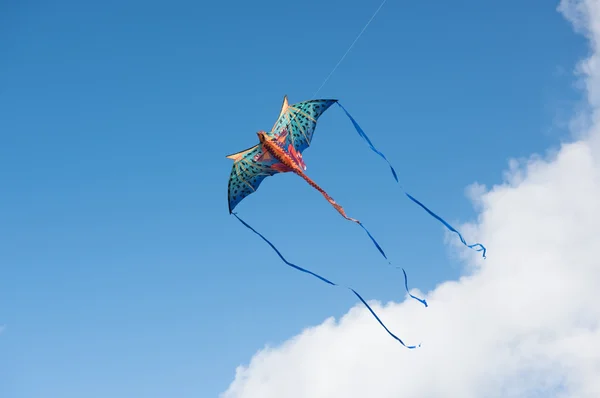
[312, 0, 389, 99]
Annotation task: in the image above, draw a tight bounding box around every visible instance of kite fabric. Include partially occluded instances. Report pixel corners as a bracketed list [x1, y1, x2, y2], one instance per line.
[226, 95, 486, 345]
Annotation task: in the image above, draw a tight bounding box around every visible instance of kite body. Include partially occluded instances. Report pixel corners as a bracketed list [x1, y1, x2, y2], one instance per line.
[226, 96, 357, 222]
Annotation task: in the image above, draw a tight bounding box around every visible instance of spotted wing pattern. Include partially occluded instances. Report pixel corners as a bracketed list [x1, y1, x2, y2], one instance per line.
[270, 96, 338, 154]
[226, 144, 283, 213]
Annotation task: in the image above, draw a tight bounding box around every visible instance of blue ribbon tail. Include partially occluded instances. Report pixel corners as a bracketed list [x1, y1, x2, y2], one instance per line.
[402, 268, 427, 307]
[358, 221, 426, 307]
[357, 222, 388, 260]
[232, 212, 419, 349]
[337, 102, 487, 259]
[404, 193, 487, 259]
[336, 102, 399, 182]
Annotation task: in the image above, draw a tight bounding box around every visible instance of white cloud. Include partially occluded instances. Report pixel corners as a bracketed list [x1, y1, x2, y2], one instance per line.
[220, 2, 600, 397]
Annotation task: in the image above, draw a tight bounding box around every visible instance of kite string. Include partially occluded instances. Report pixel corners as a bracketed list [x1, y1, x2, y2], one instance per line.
[311, 0, 389, 99]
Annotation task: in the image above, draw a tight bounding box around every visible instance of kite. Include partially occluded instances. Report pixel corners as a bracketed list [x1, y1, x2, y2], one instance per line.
[226, 95, 486, 347]
[227, 97, 358, 224]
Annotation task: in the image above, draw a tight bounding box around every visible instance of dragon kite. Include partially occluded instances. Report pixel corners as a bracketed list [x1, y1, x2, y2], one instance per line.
[227, 96, 358, 223]
[226, 95, 486, 347]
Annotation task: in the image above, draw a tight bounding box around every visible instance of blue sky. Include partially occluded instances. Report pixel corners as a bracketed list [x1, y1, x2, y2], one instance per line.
[0, 1, 588, 397]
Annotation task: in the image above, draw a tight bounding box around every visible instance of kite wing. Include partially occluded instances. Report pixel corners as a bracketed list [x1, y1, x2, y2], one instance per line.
[226, 144, 284, 213]
[270, 96, 338, 154]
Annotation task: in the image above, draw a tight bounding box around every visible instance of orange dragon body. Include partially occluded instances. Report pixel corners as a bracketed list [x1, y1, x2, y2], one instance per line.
[257, 130, 359, 224]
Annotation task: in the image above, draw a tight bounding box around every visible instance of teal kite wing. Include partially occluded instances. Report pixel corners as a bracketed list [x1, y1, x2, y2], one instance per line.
[270, 96, 338, 154]
[226, 144, 284, 213]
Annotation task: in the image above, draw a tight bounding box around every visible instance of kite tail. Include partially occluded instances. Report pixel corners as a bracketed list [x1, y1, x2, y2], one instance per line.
[232, 212, 422, 348]
[336, 102, 487, 259]
[297, 171, 360, 224]
[297, 170, 427, 307]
